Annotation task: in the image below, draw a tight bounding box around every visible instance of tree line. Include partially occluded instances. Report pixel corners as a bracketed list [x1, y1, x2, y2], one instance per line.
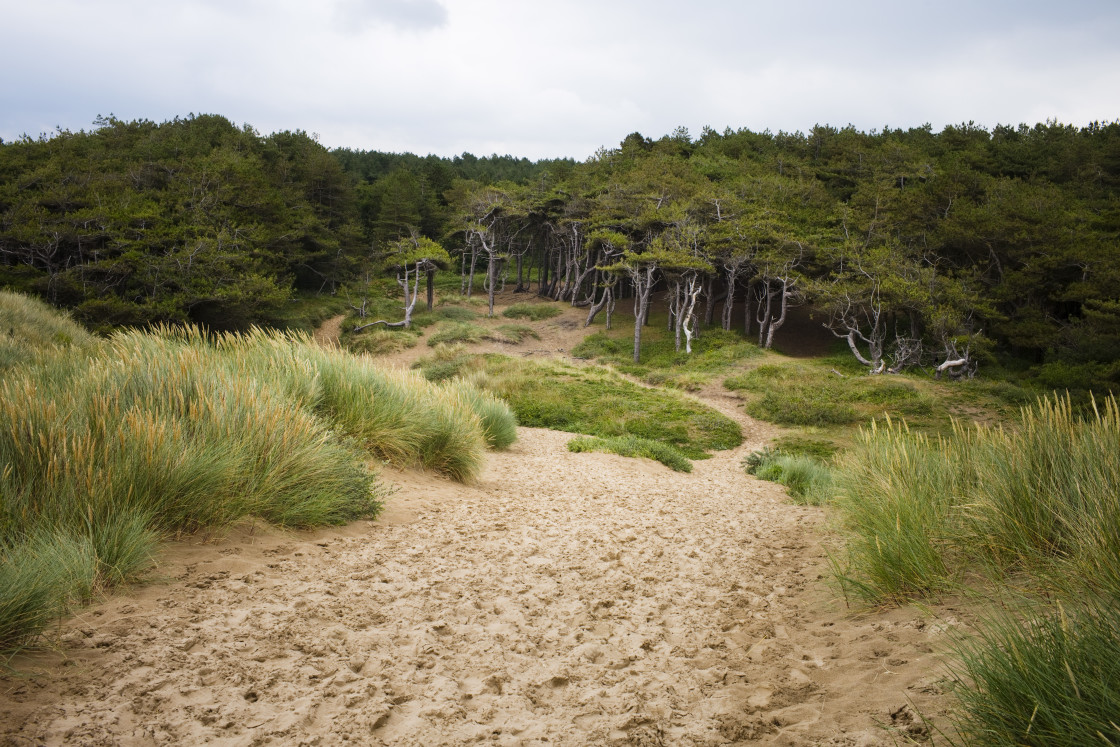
[1, 115, 1118, 386]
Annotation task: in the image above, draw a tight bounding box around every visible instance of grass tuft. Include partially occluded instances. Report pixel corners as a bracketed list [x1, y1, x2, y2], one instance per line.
[743, 449, 833, 504]
[427, 322, 488, 347]
[502, 303, 563, 321]
[568, 435, 693, 472]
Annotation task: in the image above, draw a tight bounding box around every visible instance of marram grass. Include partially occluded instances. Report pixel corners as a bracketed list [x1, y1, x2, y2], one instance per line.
[828, 394, 1120, 746]
[830, 395, 1120, 604]
[0, 294, 506, 656]
[949, 599, 1120, 747]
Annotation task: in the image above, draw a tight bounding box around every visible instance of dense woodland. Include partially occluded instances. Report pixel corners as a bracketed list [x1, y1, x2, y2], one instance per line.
[2, 114, 1118, 388]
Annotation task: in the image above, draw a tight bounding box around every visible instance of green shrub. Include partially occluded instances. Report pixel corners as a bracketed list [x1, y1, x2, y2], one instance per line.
[502, 303, 563, 321]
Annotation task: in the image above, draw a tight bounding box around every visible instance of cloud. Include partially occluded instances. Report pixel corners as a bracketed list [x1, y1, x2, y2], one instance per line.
[333, 0, 448, 33]
[1, 0, 1118, 158]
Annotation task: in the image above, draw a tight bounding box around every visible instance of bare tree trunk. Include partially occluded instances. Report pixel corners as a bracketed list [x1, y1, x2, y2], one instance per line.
[585, 277, 614, 327]
[763, 277, 793, 349]
[703, 275, 716, 328]
[631, 265, 656, 363]
[680, 275, 703, 354]
[487, 252, 497, 317]
[758, 281, 773, 347]
[722, 273, 737, 331]
[466, 245, 478, 297]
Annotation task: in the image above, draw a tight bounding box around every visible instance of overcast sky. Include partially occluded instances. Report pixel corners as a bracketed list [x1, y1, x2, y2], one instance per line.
[2, 0, 1119, 160]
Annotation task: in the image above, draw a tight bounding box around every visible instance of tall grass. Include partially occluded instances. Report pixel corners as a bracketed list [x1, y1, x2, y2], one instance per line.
[0, 291, 95, 370]
[949, 600, 1120, 747]
[829, 394, 1120, 745]
[0, 294, 509, 656]
[829, 418, 968, 602]
[832, 395, 1120, 603]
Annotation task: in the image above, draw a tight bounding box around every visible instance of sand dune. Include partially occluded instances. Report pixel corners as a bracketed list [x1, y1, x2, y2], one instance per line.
[1, 301, 955, 745]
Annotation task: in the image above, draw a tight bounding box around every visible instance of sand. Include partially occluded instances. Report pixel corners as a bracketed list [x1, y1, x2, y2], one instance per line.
[0, 296, 956, 745]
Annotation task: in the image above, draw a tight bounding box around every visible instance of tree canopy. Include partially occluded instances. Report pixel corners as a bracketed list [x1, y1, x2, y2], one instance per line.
[2, 115, 1118, 386]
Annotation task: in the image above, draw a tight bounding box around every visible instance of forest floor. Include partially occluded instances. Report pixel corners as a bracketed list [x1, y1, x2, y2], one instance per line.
[1, 294, 960, 746]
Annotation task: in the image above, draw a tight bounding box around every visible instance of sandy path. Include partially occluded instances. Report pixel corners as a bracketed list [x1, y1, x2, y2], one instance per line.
[1, 299, 955, 745]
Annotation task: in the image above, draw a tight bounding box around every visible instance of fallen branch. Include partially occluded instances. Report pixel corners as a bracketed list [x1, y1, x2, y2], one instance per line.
[353, 319, 408, 332]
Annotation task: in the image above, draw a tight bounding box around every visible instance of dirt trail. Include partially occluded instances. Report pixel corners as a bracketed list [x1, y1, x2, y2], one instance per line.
[0, 297, 954, 745]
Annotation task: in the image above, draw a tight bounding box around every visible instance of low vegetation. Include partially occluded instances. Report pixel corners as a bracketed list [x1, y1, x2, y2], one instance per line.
[412, 350, 741, 463]
[742, 449, 831, 504]
[0, 291, 513, 657]
[819, 394, 1120, 745]
[724, 359, 938, 428]
[573, 327, 762, 389]
[567, 435, 693, 472]
[501, 302, 563, 321]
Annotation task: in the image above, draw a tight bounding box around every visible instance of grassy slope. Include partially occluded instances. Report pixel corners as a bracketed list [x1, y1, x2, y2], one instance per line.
[0, 291, 514, 656]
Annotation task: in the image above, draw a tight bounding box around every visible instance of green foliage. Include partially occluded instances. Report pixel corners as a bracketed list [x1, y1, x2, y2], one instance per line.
[0, 116, 362, 330]
[6, 117, 1120, 385]
[501, 303, 563, 321]
[949, 601, 1120, 747]
[427, 322, 488, 346]
[567, 435, 693, 472]
[742, 449, 833, 504]
[413, 353, 741, 460]
[725, 362, 938, 427]
[0, 301, 502, 655]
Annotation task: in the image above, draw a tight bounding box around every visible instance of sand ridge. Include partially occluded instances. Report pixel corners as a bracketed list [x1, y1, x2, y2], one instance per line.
[0, 297, 955, 745]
